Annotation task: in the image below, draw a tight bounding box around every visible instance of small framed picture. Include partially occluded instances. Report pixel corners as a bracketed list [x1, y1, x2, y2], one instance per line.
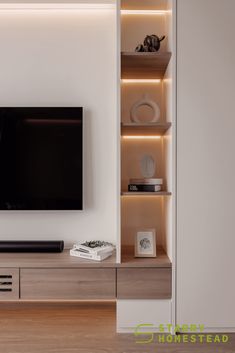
[135, 229, 156, 258]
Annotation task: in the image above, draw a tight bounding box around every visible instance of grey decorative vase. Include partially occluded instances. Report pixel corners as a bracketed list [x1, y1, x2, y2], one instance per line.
[140, 155, 156, 178]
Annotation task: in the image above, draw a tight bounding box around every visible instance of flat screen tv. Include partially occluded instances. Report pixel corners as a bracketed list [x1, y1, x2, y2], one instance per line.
[0, 107, 83, 210]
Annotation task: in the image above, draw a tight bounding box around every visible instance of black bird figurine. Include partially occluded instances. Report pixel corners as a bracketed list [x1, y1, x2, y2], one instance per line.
[135, 34, 165, 52]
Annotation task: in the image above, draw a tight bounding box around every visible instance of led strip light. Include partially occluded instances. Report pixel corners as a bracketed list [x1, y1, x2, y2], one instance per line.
[121, 79, 161, 84]
[122, 136, 161, 140]
[121, 9, 169, 15]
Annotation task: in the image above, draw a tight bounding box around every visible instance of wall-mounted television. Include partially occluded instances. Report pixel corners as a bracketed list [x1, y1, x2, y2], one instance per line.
[0, 107, 83, 210]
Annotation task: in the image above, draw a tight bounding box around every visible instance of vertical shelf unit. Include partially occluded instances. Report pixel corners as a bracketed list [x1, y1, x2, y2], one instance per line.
[119, 0, 176, 277]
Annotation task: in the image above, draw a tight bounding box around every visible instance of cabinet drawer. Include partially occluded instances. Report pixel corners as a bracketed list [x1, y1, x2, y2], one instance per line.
[21, 268, 116, 300]
[0, 268, 19, 300]
[117, 268, 171, 299]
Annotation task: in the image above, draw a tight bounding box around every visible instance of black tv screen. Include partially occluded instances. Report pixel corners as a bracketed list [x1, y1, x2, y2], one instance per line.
[0, 108, 83, 210]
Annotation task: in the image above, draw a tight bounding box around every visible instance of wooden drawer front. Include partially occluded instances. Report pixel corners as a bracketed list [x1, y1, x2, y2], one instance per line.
[0, 268, 19, 300]
[117, 268, 171, 299]
[21, 268, 116, 300]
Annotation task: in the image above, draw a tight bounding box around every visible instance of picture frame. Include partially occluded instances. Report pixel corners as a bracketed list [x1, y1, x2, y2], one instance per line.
[135, 229, 156, 258]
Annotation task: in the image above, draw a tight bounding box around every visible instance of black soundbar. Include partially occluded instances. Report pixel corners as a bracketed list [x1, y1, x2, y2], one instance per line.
[0, 241, 64, 253]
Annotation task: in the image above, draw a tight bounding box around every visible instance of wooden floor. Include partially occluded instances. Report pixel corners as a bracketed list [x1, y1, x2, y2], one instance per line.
[0, 302, 235, 353]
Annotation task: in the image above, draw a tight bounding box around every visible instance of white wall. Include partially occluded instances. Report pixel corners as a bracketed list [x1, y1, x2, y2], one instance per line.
[1, 0, 114, 3]
[0, 6, 118, 247]
[177, 0, 235, 329]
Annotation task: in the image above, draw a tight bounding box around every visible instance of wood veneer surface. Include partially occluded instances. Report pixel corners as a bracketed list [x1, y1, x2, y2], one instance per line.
[121, 246, 171, 268]
[21, 268, 116, 300]
[0, 249, 172, 268]
[0, 250, 117, 268]
[121, 122, 172, 136]
[0, 303, 234, 353]
[117, 268, 172, 299]
[0, 268, 19, 300]
[121, 52, 171, 79]
[121, 0, 168, 10]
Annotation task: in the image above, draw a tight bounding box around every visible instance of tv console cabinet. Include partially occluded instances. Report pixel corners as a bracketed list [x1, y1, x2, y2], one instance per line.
[0, 250, 171, 301]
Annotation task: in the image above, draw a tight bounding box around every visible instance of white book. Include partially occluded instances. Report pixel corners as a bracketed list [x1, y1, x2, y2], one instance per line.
[129, 178, 163, 185]
[73, 243, 114, 255]
[70, 248, 113, 261]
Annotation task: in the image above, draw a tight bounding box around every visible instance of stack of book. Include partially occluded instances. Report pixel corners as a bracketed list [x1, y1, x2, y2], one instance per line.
[128, 178, 163, 192]
[70, 241, 114, 261]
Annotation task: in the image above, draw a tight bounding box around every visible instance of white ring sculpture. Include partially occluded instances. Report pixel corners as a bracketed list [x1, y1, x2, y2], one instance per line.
[130, 95, 160, 123]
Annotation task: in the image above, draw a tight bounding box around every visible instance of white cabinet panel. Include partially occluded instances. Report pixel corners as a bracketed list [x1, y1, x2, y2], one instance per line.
[117, 300, 172, 333]
[177, 0, 235, 329]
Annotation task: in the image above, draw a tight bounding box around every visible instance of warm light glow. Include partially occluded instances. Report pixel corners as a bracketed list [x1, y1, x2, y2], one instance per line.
[0, 3, 115, 10]
[163, 78, 172, 84]
[121, 9, 169, 15]
[121, 79, 161, 84]
[122, 136, 161, 140]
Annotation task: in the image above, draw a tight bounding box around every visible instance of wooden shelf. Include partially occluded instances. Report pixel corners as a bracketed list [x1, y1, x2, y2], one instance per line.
[0, 250, 117, 268]
[120, 246, 172, 268]
[121, 52, 172, 79]
[0, 249, 171, 268]
[121, 191, 171, 196]
[121, 122, 171, 136]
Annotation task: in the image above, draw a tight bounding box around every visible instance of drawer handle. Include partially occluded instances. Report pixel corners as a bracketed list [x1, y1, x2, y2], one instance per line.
[0, 282, 12, 285]
[0, 288, 12, 292]
[0, 275, 12, 279]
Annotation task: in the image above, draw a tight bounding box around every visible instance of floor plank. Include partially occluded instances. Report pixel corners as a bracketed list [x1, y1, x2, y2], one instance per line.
[0, 303, 234, 353]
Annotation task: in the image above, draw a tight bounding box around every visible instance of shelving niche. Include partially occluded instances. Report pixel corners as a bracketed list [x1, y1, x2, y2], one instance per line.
[120, 0, 175, 273]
